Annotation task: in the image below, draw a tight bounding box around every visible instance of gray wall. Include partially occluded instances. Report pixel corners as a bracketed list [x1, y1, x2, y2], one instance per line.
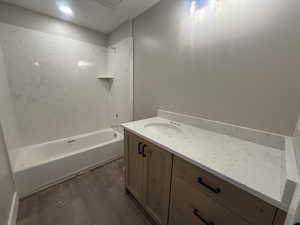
[133, 0, 300, 135]
[0, 2, 107, 46]
[0, 123, 16, 225]
[108, 20, 132, 46]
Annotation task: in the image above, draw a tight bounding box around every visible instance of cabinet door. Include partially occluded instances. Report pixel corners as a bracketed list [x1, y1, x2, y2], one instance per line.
[125, 132, 146, 203]
[144, 143, 172, 225]
[272, 209, 286, 225]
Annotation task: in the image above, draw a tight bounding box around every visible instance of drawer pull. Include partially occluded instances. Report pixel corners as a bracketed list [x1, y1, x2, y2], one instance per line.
[142, 144, 147, 157]
[197, 177, 221, 194]
[138, 142, 143, 155]
[193, 208, 215, 225]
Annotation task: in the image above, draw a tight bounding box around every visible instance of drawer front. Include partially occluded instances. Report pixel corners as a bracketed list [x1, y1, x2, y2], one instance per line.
[169, 176, 251, 225]
[173, 156, 276, 225]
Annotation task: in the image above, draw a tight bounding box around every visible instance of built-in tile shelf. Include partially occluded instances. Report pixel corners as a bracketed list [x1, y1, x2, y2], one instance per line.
[97, 75, 115, 79]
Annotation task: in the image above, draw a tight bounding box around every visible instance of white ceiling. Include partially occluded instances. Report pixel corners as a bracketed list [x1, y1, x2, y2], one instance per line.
[0, 0, 160, 33]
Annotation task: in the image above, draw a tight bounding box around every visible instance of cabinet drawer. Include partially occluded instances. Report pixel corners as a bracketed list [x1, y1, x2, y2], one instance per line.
[173, 156, 276, 225]
[169, 176, 251, 225]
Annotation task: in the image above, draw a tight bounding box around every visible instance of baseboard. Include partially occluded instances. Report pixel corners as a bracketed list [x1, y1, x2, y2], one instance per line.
[7, 192, 19, 225]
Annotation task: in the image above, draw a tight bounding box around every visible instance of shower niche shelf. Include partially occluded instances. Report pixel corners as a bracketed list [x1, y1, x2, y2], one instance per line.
[97, 75, 115, 80]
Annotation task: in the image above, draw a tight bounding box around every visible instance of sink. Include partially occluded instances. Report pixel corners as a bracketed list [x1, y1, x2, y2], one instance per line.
[144, 123, 182, 136]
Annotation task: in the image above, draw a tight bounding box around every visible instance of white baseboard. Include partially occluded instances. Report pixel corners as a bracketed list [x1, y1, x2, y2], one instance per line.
[7, 192, 19, 225]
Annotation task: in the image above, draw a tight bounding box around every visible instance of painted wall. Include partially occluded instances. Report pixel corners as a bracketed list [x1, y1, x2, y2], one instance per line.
[0, 22, 110, 146]
[0, 2, 107, 46]
[133, 0, 300, 135]
[108, 21, 132, 46]
[0, 123, 16, 225]
[0, 46, 21, 166]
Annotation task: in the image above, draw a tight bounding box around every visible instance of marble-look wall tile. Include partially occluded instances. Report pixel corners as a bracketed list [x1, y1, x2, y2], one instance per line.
[107, 38, 133, 129]
[0, 45, 21, 166]
[294, 114, 300, 137]
[0, 22, 110, 146]
[0, 123, 16, 225]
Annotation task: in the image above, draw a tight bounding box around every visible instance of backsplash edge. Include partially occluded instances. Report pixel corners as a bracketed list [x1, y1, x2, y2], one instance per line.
[158, 109, 285, 150]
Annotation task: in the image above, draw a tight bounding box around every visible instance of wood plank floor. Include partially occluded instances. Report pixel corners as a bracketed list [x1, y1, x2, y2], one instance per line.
[17, 159, 151, 225]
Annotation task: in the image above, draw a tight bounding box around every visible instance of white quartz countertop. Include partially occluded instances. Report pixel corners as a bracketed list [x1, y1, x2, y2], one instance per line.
[122, 117, 285, 209]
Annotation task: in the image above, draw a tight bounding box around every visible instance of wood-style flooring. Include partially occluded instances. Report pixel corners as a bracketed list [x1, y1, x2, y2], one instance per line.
[17, 159, 151, 225]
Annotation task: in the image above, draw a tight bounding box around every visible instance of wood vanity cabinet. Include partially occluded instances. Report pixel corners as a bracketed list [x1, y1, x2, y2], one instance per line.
[124, 131, 172, 225]
[124, 131, 286, 225]
[169, 156, 283, 225]
[169, 175, 251, 225]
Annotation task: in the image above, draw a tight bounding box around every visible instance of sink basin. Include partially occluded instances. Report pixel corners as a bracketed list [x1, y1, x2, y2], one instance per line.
[144, 123, 182, 136]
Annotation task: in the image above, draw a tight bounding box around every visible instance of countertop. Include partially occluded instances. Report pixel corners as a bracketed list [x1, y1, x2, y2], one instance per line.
[122, 117, 286, 209]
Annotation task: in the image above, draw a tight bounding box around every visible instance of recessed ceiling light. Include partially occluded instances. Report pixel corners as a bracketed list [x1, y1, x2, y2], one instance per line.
[59, 6, 73, 15]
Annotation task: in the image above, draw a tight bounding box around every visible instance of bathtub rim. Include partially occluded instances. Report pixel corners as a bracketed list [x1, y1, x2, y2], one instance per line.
[21, 128, 122, 150]
[14, 128, 123, 172]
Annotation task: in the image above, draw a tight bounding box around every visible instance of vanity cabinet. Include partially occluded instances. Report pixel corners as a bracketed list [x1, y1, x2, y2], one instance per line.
[169, 175, 251, 225]
[125, 131, 172, 225]
[170, 156, 278, 225]
[124, 131, 286, 225]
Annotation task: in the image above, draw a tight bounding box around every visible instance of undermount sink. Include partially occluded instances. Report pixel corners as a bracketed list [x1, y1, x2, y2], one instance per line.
[144, 122, 182, 136]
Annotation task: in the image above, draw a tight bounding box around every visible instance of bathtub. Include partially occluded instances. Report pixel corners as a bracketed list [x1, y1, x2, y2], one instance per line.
[14, 128, 123, 197]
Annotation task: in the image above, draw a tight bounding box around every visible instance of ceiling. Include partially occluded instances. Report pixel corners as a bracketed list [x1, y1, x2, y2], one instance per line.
[0, 0, 160, 33]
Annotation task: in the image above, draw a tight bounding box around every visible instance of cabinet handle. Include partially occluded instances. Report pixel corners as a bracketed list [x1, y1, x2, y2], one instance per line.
[138, 142, 143, 155]
[197, 177, 221, 194]
[193, 208, 215, 225]
[142, 144, 147, 157]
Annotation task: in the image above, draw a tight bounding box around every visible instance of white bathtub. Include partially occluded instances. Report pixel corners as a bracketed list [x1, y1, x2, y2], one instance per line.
[14, 128, 123, 197]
